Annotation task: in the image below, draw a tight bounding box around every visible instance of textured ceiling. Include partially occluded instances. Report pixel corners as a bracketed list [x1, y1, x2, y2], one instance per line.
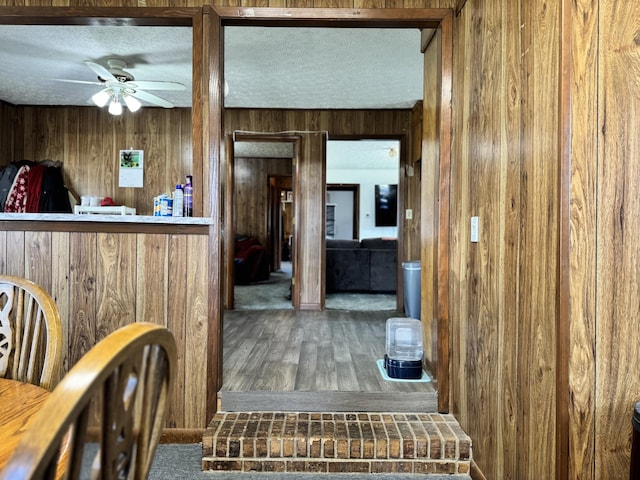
[234, 139, 401, 171]
[0, 24, 425, 110]
[224, 26, 424, 109]
[0, 25, 193, 108]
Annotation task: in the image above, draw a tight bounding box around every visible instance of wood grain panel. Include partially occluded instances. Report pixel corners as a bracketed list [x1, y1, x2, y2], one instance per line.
[297, 131, 325, 309]
[5, 231, 25, 276]
[95, 233, 137, 340]
[450, 0, 559, 478]
[24, 231, 52, 291]
[184, 234, 208, 426]
[69, 232, 97, 367]
[0, 231, 5, 273]
[519, 1, 559, 478]
[234, 157, 292, 249]
[566, 0, 598, 478]
[136, 233, 169, 326]
[0, 226, 208, 429]
[497, 0, 521, 476]
[596, 1, 640, 478]
[51, 232, 70, 374]
[167, 234, 189, 428]
[8, 106, 193, 216]
[420, 30, 438, 380]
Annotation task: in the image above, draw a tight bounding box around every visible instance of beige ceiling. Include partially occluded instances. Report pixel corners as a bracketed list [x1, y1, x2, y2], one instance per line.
[0, 24, 425, 110]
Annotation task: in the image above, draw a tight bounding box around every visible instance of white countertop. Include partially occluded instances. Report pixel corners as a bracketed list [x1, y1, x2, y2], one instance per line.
[0, 213, 213, 225]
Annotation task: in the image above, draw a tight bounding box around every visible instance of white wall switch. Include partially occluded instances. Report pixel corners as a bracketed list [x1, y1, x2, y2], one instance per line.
[470, 216, 479, 243]
[405, 209, 413, 220]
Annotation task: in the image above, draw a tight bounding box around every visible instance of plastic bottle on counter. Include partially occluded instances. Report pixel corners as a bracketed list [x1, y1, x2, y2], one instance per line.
[183, 175, 193, 217]
[173, 184, 184, 217]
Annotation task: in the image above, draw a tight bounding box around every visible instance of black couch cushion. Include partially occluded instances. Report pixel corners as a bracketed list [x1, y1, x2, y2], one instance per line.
[360, 237, 397, 250]
[325, 247, 370, 292]
[326, 237, 397, 293]
[326, 239, 361, 249]
[369, 249, 397, 292]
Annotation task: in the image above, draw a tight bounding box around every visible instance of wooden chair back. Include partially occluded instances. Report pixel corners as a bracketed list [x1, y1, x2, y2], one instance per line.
[0, 322, 177, 480]
[0, 275, 63, 390]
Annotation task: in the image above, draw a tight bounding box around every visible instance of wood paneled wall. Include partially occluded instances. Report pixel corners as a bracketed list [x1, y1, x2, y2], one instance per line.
[405, 101, 422, 264]
[450, 0, 560, 478]
[0, 227, 209, 430]
[1, 105, 194, 217]
[0, 101, 15, 164]
[234, 156, 292, 250]
[10, 2, 639, 479]
[568, 0, 640, 478]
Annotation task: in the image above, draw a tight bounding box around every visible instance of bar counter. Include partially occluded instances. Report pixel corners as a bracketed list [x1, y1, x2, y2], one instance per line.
[0, 212, 212, 433]
[0, 213, 213, 234]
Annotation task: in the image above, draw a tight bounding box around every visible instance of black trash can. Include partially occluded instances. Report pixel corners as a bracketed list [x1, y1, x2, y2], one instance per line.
[632, 401, 640, 480]
[402, 261, 421, 320]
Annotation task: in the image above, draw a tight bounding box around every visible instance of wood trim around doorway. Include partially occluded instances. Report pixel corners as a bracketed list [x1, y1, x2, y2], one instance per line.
[213, 6, 453, 414]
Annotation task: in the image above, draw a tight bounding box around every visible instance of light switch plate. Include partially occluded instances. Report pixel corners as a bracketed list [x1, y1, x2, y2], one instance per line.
[471, 216, 479, 243]
[405, 209, 413, 220]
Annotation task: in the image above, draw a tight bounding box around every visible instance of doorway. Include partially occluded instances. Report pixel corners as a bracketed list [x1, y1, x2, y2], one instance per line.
[326, 184, 359, 240]
[211, 7, 453, 412]
[224, 132, 300, 311]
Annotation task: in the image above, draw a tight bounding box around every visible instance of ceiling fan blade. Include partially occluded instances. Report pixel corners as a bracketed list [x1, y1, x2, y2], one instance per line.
[127, 80, 185, 91]
[130, 90, 174, 108]
[53, 79, 103, 86]
[84, 60, 117, 82]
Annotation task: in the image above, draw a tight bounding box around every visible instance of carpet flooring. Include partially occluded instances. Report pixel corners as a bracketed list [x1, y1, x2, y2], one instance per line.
[81, 443, 470, 479]
[234, 268, 397, 312]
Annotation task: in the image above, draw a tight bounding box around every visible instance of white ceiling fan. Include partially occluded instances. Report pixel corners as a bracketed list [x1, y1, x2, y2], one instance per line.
[58, 58, 186, 115]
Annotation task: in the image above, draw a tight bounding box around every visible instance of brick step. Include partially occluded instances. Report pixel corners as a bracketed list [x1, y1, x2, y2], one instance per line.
[202, 412, 472, 476]
[219, 390, 438, 413]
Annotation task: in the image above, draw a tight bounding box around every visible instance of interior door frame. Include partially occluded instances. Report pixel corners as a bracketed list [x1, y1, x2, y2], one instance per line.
[224, 132, 301, 311]
[326, 134, 406, 312]
[326, 183, 360, 240]
[212, 7, 453, 413]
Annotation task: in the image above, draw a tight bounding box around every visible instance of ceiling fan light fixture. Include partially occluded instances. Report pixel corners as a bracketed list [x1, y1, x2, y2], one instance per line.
[108, 96, 123, 116]
[123, 94, 142, 113]
[91, 89, 110, 108]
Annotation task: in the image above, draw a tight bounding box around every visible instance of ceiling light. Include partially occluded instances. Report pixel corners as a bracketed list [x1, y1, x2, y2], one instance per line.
[123, 94, 142, 113]
[108, 96, 123, 116]
[91, 89, 110, 108]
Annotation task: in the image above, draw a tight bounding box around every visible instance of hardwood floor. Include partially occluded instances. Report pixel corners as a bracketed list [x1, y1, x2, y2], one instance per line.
[221, 309, 437, 412]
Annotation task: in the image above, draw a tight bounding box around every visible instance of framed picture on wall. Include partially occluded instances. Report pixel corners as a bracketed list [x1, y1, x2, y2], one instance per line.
[374, 184, 398, 227]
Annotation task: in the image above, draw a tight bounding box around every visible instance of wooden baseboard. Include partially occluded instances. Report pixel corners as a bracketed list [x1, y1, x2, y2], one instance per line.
[86, 427, 205, 444]
[160, 428, 206, 444]
[470, 460, 487, 480]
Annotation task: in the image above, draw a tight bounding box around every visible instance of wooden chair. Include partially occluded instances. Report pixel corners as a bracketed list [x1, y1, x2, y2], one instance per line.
[1, 322, 177, 480]
[0, 275, 63, 390]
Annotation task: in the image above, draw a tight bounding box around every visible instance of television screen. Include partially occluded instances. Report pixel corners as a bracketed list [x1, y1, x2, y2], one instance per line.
[375, 184, 398, 227]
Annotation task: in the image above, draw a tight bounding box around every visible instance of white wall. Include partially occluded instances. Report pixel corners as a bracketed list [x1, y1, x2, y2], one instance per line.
[326, 166, 399, 240]
[326, 139, 400, 240]
[326, 190, 354, 240]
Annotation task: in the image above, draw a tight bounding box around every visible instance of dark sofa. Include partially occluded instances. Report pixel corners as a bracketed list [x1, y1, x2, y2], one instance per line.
[326, 238, 397, 293]
[234, 235, 270, 285]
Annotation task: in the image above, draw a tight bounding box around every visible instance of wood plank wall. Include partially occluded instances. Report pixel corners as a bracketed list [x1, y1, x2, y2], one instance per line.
[234, 157, 292, 251]
[450, 1, 560, 479]
[12, 2, 640, 479]
[420, 32, 439, 378]
[0, 105, 194, 217]
[569, 0, 640, 479]
[0, 228, 209, 430]
[451, 0, 640, 478]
